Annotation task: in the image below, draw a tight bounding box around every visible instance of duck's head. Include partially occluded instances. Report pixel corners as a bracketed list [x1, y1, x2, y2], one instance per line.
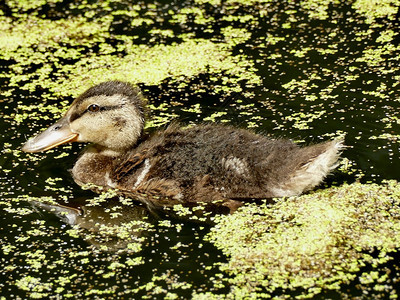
[22, 81, 145, 155]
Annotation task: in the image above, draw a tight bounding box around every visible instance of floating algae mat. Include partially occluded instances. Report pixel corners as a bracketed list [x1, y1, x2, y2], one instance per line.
[1, 0, 400, 298]
[207, 181, 400, 298]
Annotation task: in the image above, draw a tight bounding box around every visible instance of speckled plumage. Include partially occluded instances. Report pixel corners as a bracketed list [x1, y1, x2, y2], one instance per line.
[23, 81, 344, 213]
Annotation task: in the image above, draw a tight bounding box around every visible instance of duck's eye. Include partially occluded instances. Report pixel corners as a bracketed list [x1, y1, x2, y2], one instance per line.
[87, 104, 100, 113]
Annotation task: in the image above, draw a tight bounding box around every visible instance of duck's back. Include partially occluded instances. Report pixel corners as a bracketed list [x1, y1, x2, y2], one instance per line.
[108, 124, 340, 204]
[144, 124, 296, 193]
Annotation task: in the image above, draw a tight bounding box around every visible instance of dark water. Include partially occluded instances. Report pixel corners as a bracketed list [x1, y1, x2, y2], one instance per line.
[1, 0, 400, 298]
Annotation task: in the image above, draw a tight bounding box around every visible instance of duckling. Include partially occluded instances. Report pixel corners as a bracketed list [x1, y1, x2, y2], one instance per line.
[22, 81, 343, 213]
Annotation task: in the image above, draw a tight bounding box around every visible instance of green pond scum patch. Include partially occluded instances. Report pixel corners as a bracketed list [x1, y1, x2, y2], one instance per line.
[0, 0, 261, 100]
[352, 0, 400, 24]
[205, 181, 400, 298]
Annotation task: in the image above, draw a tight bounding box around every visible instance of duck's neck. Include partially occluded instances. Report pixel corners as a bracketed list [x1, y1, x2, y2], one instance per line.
[89, 144, 127, 157]
[90, 131, 146, 157]
[71, 144, 126, 189]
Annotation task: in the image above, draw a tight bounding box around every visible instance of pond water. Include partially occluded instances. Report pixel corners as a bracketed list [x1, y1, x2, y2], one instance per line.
[1, 0, 400, 299]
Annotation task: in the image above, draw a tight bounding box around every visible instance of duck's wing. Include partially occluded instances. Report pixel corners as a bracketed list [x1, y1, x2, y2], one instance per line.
[113, 149, 149, 182]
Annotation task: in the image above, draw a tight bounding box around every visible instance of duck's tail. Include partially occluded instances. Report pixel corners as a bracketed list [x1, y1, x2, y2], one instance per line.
[271, 139, 344, 197]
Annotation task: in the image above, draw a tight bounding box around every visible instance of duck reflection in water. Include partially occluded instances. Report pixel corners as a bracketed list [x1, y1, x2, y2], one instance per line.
[23, 81, 344, 213]
[30, 197, 151, 252]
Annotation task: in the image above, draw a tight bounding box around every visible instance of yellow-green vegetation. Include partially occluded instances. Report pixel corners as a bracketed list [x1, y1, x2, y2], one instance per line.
[4, 0, 63, 12]
[284, 110, 326, 130]
[55, 39, 260, 98]
[0, 193, 215, 299]
[300, 0, 340, 20]
[353, 0, 400, 23]
[205, 181, 400, 298]
[0, 3, 260, 99]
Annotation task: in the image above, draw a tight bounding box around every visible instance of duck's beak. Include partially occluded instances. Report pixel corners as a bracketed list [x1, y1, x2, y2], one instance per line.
[22, 116, 79, 153]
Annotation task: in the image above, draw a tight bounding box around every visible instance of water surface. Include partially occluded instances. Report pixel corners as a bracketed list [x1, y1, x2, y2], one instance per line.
[1, 0, 400, 298]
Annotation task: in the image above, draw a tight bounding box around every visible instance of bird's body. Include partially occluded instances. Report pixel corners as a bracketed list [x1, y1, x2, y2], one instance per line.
[23, 81, 343, 213]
